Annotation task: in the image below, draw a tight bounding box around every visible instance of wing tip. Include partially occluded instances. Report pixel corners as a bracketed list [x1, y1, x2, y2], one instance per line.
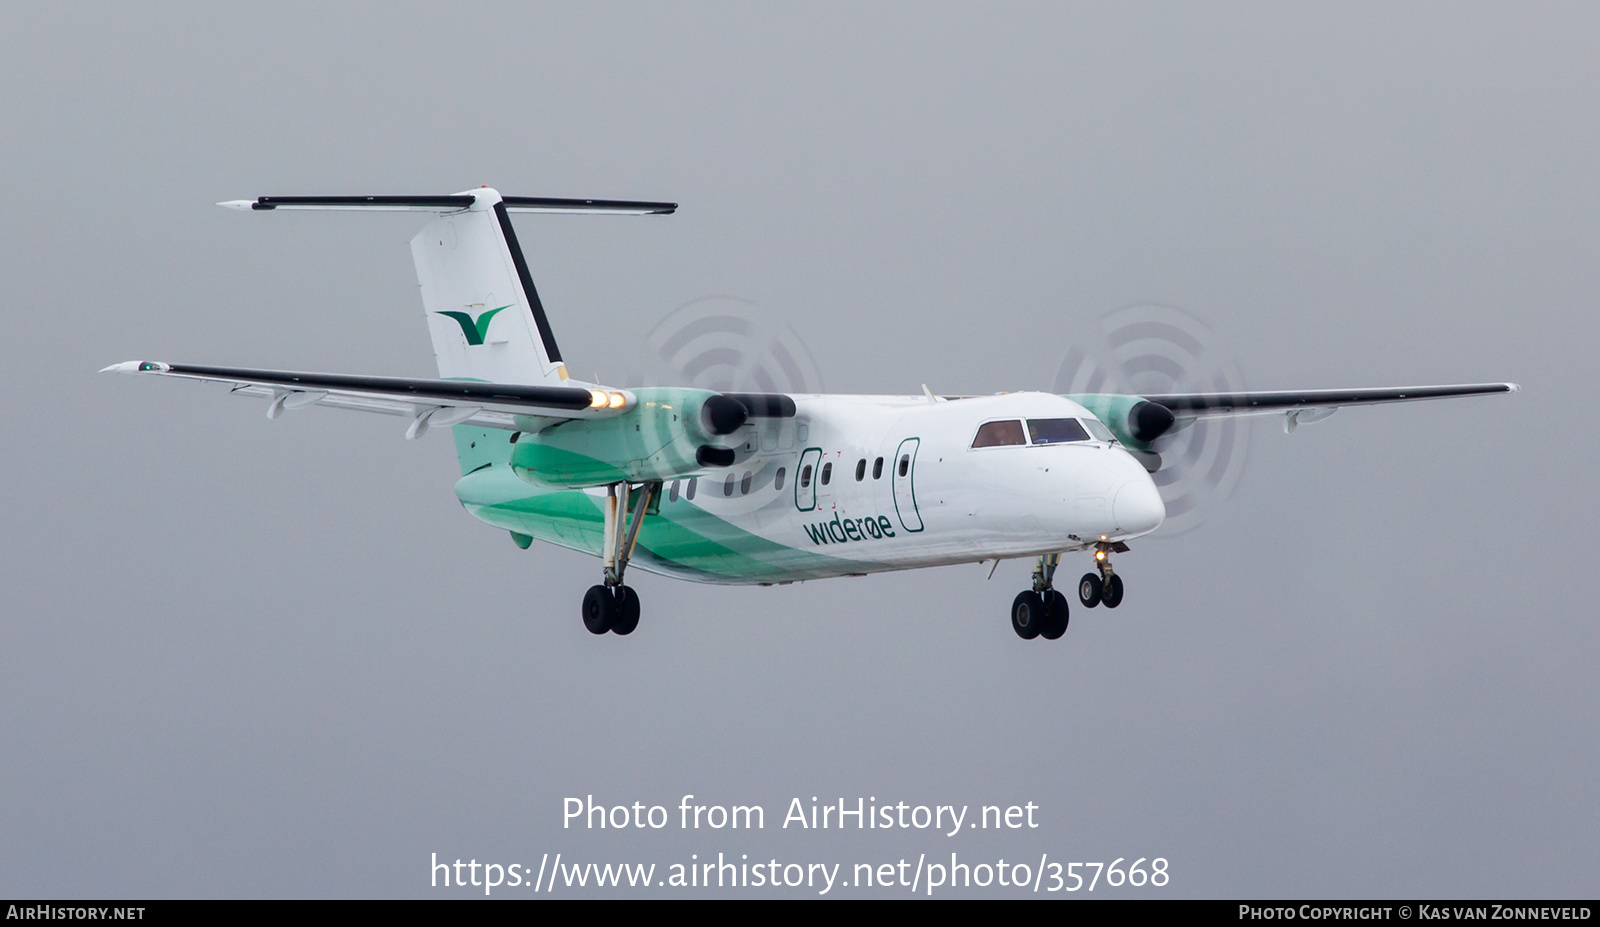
[101, 361, 168, 374]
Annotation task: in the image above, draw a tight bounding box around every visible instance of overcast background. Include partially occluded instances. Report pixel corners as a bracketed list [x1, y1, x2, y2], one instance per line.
[2, 3, 1595, 898]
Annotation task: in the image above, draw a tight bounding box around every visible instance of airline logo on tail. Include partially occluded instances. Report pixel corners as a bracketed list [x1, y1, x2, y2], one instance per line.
[436, 305, 511, 345]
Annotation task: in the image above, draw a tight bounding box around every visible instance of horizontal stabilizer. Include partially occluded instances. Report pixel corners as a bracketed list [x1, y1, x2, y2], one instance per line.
[219, 194, 676, 214]
[222, 195, 475, 211]
[500, 196, 676, 214]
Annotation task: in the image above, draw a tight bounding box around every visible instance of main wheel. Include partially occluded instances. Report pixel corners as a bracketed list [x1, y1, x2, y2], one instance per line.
[582, 584, 616, 634]
[1011, 590, 1044, 640]
[1102, 573, 1125, 609]
[1078, 573, 1102, 608]
[611, 586, 640, 635]
[1039, 590, 1069, 640]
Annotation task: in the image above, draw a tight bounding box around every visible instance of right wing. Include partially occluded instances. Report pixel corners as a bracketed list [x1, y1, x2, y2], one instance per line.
[101, 361, 635, 438]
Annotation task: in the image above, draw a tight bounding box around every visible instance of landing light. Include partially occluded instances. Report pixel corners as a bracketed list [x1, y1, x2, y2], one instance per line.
[1095, 550, 1106, 561]
[586, 390, 630, 410]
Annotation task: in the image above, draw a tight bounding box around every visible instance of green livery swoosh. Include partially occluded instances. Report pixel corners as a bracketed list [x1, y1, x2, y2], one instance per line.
[436, 305, 510, 345]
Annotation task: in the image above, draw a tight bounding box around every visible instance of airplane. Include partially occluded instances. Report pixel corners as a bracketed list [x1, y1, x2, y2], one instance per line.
[103, 187, 1518, 641]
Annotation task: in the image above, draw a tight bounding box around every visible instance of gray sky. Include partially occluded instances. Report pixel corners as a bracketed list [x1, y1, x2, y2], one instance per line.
[1, 2, 1595, 898]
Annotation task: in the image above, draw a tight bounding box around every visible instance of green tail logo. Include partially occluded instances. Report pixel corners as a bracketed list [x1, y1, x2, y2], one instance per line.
[436, 305, 511, 346]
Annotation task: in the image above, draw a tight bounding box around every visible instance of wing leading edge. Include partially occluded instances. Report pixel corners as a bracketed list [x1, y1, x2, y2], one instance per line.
[1142, 382, 1519, 418]
[1066, 381, 1519, 450]
[101, 361, 637, 439]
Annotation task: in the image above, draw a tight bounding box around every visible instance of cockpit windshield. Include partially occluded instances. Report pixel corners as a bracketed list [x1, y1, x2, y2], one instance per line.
[971, 417, 1115, 449]
[971, 420, 1027, 448]
[1026, 418, 1091, 445]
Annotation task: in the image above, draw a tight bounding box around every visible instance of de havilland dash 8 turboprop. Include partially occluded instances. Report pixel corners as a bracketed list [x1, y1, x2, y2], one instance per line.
[104, 187, 1518, 640]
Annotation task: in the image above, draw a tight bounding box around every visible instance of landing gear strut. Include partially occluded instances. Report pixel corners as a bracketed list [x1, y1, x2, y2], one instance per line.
[1078, 541, 1125, 609]
[1012, 553, 1069, 641]
[1009, 543, 1134, 639]
[583, 480, 658, 636]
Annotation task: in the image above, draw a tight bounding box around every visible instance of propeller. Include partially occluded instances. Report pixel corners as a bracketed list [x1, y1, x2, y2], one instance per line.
[1053, 304, 1250, 536]
[641, 296, 825, 395]
[634, 296, 824, 467]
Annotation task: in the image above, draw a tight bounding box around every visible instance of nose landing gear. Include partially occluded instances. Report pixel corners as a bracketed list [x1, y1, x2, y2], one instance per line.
[1077, 541, 1126, 609]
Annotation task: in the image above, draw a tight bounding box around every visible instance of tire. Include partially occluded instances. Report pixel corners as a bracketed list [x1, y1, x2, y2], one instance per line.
[582, 584, 616, 634]
[1011, 591, 1044, 640]
[1040, 590, 1069, 640]
[1102, 573, 1125, 609]
[1078, 573, 1102, 608]
[611, 586, 640, 636]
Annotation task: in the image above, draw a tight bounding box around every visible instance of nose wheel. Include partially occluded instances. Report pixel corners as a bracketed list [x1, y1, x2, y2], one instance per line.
[1077, 573, 1102, 608]
[1077, 542, 1126, 609]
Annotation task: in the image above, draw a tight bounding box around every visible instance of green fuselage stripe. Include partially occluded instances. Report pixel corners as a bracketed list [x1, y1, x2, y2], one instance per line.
[455, 465, 871, 584]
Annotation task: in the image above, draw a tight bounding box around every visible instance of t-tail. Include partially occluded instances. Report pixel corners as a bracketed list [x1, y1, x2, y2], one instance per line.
[218, 189, 675, 386]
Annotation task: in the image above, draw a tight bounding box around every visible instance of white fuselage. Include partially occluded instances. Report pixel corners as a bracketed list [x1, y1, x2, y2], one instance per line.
[460, 391, 1166, 584]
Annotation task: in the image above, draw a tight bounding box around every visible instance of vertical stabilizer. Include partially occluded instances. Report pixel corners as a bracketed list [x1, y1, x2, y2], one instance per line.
[411, 188, 568, 384]
[221, 186, 676, 387]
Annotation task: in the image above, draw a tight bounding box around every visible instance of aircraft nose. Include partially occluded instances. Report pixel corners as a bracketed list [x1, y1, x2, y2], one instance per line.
[1113, 476, 1165, 536]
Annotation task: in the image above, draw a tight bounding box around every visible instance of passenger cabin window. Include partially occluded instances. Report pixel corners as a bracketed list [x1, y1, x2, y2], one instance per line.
[724, 474, 736, 496]
[1026, 418, 1091, 445]
[821, 462, 833, 485]
[855, 459, 866, 481]
[740, 471, 753, 495]
[800, 465, 813, 488]
[775, 467, 787, 491]
[972, 420, 1027, 448]
[669, 480, 680, 502]
[685, 477, 697, 500]
[873, 457, 884, 479]
[899, 454, 910, 477]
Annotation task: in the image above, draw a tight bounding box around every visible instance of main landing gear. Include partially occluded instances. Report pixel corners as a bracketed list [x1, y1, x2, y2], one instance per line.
[583, 480, 659, 637]
[1012, 553, 1070, 641]
[1010, 543, 1130, 640]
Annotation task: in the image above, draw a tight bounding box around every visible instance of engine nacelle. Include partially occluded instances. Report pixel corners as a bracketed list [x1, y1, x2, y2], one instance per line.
[1061, 393, 1178, 451]
[510, 387, 793, 488]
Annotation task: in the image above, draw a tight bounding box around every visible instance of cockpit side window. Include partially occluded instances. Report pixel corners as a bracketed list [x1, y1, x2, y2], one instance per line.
[971, 420, 1027, 448]
[1026, 418, 1091, 445]
[1080, 417, 1116, 444]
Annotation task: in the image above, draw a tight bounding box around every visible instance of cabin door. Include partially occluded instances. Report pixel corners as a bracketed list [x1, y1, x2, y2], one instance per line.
[891, 437, 923, 532]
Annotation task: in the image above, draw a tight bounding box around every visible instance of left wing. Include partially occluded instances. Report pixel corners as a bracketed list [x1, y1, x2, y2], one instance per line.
[101, 361, 635, 438]
[1141, 382, 1520, 432]
[1067, 381, 1519, 452]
